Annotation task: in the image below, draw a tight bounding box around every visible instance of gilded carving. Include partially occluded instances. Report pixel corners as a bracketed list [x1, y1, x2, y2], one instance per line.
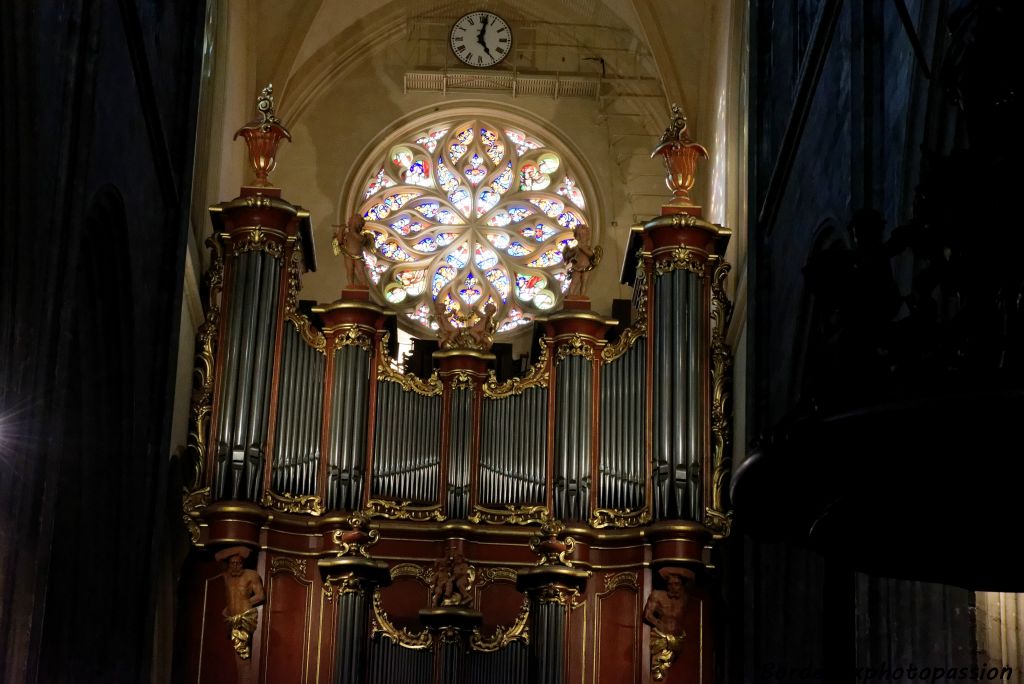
[376, 332, 443, 396]
[470, 597, 530, 652]
[390, 563, 431, 584]
[322, 574, 368, 601]
[603, 254, 649, 361]
[654, 246, 707, 278]
[182, 486, 210, 545]
[182, 238, 222, 529]
[535, 584, 582, 607]
[270, 557, 309, 583]
[329, 511, 380, 558]
[468, 504, 549, 525]
[449, 370, 475, 391]
[217, 546, 265, 660]
[286, 312, 327, 353]
[231, 226, 285, 258]
[644, 567, 694, 681]
[598, 571, 639, 597]
[284, 247, 302, 313]
[601, 326, 645, 362]
[475, 567, 518, 587]
[332, 324, 373, 351]
[261, 489, 325, 516]
[708, 257, 733, 537]
[589, 507, 652, 529]
[370, 589, 432, 649]
[554, 334, 596, 362]
[483, 342, 549, 398]
[529, 516, 577, 568]
[364, 498, 446, 522]
[436, 298, 498, 352]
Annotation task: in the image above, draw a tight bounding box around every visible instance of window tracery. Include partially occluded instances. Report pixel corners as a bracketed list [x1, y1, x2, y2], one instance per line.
[356, 119, 590, 337]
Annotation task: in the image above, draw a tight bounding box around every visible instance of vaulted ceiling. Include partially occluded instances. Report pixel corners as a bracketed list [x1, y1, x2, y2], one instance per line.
[190, 0, 745, 344]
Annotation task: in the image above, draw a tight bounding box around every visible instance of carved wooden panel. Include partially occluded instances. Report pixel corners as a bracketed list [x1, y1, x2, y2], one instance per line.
[595, 571, 641, 684]
[261, 555, 314, 683]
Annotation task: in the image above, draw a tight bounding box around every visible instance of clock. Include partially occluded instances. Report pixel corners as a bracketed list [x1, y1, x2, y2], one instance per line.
[450, 11, 512, 68]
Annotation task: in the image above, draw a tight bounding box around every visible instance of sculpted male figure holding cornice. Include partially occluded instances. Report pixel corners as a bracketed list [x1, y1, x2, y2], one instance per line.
[643, 567, 693, 680]
[217, 546, 265, 660]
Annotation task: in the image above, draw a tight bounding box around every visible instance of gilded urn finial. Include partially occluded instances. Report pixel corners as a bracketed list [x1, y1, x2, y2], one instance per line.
[651, 104, 708, 209]
[235, 83, 292, 188]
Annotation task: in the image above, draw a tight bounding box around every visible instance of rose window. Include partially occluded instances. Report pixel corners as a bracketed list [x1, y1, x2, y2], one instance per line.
[357, 119, 590, 337]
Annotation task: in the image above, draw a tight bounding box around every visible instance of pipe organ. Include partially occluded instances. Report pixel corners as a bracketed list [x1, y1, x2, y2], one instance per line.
[180, 92, 733, 683]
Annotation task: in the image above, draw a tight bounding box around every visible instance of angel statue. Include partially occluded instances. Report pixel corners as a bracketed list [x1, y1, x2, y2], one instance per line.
[332, 213, 370, 287]
[563, 223, 603, 297]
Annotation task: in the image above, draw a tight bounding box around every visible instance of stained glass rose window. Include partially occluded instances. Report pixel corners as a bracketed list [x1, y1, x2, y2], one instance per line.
[356, 119, 589, 337]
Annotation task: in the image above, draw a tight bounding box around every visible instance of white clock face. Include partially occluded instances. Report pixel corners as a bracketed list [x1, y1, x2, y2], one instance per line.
[450, 12, 512, 68]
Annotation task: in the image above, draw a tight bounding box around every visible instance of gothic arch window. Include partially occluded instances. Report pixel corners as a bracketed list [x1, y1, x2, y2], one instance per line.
[352, 116, 592, 337]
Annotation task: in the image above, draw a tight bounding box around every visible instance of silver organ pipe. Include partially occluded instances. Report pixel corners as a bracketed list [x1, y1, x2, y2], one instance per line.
[371, 381, 441, 503]
[327, 344, 370, 510]
[552, 355, 592, 521]
[270, 321, 325, 497]
[446, 387, 472, 518]
[651, 267, 706, 520]
[479, 386, 548, 506]
[214, 251, 281, 500]
[599, 341, 647, 511]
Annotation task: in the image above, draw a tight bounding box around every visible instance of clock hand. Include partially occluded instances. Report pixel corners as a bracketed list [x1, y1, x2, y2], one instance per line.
[477, 15, 492, 56]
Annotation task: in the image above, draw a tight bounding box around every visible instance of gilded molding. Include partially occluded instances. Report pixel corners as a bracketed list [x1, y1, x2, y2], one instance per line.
[376, 332, 442, 396]
[554, 334, 596, 362]
[370, 589, 432, 649]
[390, 563, 432, 585]
[470, 597, 530, 652]
[284, 247, 302, 313]
[708, 257, 733, 536]
[468, 504, 549, 525]
[654, 246, 707, 278]
[598, 571, 639, 597]
[589, 507, 652, 529]
[601, 326, 645, 362]
[261, 490, 325, 516]
[182, 239, 222, 528]
[535, 584, 583, 607]
[449, 370, 475, 391]
[364, 498, 446, 522]
[230, 226, 285, 258]
[286, 312, 327, 353]
[270, 557, 310, 583]
[331, 324, 373, 351]
[322, 574, 368, 601]
[530, 516, 577, 568]
[476, 567, 518, 587]
[483, 341, 549, 398]
[182, 486, 211, 545]
[329, 512, 380, 558]
[604, 254, 649, 362]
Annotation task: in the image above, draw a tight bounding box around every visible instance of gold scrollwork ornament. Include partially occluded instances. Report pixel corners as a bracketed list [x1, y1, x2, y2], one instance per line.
[470, 597, 530, 652]
[555, 334, 596, 362]
[322, 574, 368, 602]
[483, 341, 549, 397]
[468, 504, 549, 525]
[589, 507, 651, 529]
[261, 489, 325, 516]
[370, 589, 432, 649]
[364, 498, 446, 522]
[708, 256, 733, 534]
